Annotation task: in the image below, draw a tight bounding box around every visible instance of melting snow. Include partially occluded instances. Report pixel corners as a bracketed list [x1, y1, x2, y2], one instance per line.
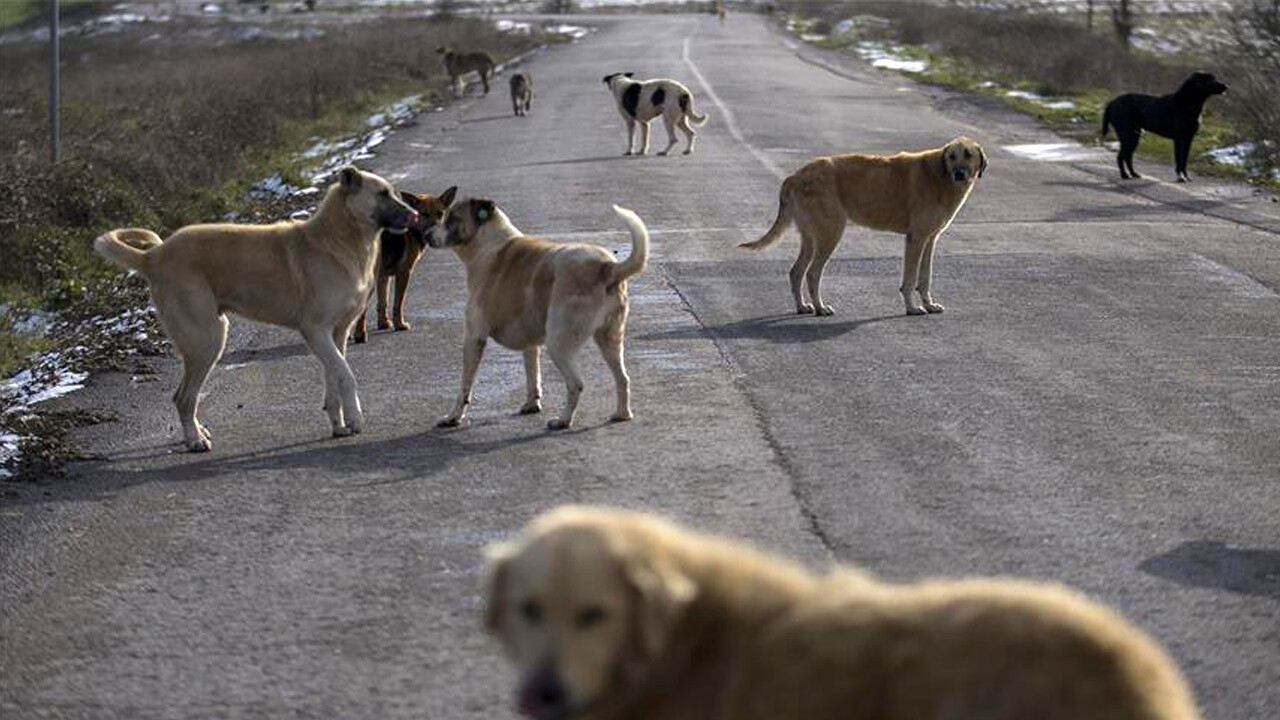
[1207, 142, 1255, 167]
[1005, 143, 1104, 162]
[855, 42, 928, 74]
[1005, 90, 1076, 110]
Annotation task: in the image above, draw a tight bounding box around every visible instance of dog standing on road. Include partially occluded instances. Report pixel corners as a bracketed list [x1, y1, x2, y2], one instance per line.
[1102, 71, 1228, 182]
[742, 137, 987, 316]
[352, 187, 456, 344]
[438, 46, 496, 96]
[485, 506, 1203, 720]
[94, 167, 419, 451]
[510, 72, 533, 116]
[428, 199, 648, 430]
[602, 73, 709, 156]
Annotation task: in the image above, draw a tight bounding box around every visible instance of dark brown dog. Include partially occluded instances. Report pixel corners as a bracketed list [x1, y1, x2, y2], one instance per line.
[352, 187, 456, 344]
[1102, 71, 1228, 182]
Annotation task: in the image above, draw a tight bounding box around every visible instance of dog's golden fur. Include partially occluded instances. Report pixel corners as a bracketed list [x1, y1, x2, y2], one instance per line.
[429, 200, 649, 430]
[742, 136, 987, 316]
[486, 506, 1201, 720]
[94, 167, 418, 451]
[438, 46, 496, 96]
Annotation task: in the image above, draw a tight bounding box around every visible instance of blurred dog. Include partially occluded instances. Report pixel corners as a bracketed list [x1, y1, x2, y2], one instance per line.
[438, 46, 496, 96]
[510, 72, 533, 116]
[352, 186, 456, 344]
[1102, 71, 1228, 182]
[94, 167, 418, 451]
[428, 200, 648, 430]
[485, 506, 1202, 720]
[742, 137, 987, 316]
[602, 73, 709, 156]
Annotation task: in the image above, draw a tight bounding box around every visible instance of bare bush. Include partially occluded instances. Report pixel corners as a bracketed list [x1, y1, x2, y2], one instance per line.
[1221, 1, 1280, 171]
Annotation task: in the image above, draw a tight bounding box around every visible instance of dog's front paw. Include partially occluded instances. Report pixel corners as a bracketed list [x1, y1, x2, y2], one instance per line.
[814, 304, 835, 316]
[332, 425, 355, 438]
[186, 437, 212, 453]
[796, 303, 815, 315]
[657, 150, 669, 157]
[547, 418, 572, 431]
[610, 410, 633, 423]
[924, 301, 945, 314]
[376, 317, 392, 331]
[437, 416, 465, 428]
[352, 333, 367, 344]
[623, 150, 634, 156]
[905, 306, 928, 316]
[519, 400, 542, 415]
[394, 321, 412, 332]
[682, 149, 693, 155]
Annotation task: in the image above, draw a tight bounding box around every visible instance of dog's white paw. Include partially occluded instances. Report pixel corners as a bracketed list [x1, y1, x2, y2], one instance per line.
[796, 303, 815, 315]
[814, 304, 835, 316]
[924, 301, 945, 314]
[610, 410, 633, 423]
[394, 321, 412, 332]
[519, 401, 542, 415]
[905, 306, 928, 316]
[186, 437, 212, 453]
[332, 425, 355, 438]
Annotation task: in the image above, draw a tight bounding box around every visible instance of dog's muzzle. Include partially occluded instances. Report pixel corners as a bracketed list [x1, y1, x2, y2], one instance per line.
[382, 208, 420, 234]
[518, 665, 572, 720]
[426, 225, 450, 248]
[952, 169, 969, 183]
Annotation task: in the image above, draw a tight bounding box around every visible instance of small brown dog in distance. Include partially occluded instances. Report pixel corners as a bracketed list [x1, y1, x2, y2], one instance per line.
[352, 187, 456, 344]
[743, 137, 987, 316]
[510, 72, 533, 117]
[438, 46, 495, 96]
[485, 506, 1201, 720]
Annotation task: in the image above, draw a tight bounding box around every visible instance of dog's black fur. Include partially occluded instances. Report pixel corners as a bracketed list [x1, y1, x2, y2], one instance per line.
[1101, 71, 1228, 182]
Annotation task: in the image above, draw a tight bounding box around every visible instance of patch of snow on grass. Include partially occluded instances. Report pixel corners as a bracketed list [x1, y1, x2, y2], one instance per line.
[855, 41, 928, 74]
[1006, 90, 1076, 111]
[1207, 142, 1255, 167]
[545, 24, 590, 40]
[1005, 143, 1105, 162]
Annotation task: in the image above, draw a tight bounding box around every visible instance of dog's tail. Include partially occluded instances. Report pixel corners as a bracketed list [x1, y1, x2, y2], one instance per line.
[1100, 103, 1112, 140]
[740, 176, 795, 251]
[93, 228, 163, 275]
[679, 92, 709, 126]
[608, 205, 649, 287]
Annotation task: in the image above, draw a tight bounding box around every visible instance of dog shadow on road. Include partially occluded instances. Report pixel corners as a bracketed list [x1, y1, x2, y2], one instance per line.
[639, 312, 902, 345]
[1139, 540, 1280, 601]
[510, 155, 634, 169]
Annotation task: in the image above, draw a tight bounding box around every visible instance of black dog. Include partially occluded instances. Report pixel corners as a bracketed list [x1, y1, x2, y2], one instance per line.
[1101, 71, 1227, 182]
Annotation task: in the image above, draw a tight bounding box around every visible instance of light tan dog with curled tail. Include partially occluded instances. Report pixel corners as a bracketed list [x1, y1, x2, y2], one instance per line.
[743, 136, 987, 316]
[428, 200, 648, 430]
[94, 167, 418, 451]
[485, 505, 1201, 720]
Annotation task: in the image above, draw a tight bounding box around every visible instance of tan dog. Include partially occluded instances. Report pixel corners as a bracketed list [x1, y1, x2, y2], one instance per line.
[94, 167, 419, 452]
[742, 136, 987, 316]
[438, 46, 496, 96]
[485, 506, 1202, 720]
[352, 187, 457, 344]
[428, 200, 648, 430]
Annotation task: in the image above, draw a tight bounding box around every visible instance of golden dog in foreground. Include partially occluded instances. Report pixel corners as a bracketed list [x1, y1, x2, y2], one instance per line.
[485, 506, 1200, 720]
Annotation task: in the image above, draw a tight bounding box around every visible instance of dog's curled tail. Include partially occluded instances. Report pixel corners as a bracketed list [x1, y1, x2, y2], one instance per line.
[93, 228, 164, 275]
[679, 92, 709, 126]
[740, 176, 795, 251]
[608, 205, 649, 287]
[1100, 103, 1112, 140]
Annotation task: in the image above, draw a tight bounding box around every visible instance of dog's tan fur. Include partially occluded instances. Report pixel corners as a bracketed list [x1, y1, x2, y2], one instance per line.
[429, 201, 648, 430]
[93, 167, 418, 452]
[742, 136, 987, 316]
[486, 506, 1201, 720]
[438, 46, 496, 96]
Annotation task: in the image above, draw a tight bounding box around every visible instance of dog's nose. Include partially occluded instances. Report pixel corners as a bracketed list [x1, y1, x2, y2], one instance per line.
[519, 666, 569, 720]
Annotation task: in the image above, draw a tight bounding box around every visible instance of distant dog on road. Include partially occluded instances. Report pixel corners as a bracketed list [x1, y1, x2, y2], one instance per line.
[352, 186, 457, 344]
[1102, 71, 1228, 182]
[602, 73, 709, 156]
[438, 46, 496, 96]
[742, 137, 987, 316]
[510, 72, 533, 116]
[94, 167, 419, 451]
[428, 199, 648, 430]
[485, 506, 1202, 720]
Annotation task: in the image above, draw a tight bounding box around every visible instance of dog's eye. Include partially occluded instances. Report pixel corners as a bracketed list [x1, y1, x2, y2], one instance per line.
[519, 599, 543, 625]
[575, 606, 607, 629]
[963, 150, 972, 159]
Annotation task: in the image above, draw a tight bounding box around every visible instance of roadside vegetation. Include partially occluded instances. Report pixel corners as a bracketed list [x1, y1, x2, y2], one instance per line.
[0, 9, 561, 478]
[776, 1, 1280, 188]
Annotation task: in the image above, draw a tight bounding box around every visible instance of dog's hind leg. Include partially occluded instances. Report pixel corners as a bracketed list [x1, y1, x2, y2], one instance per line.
[303, 324, 362, 436]
[159, 293, 227, 452]
[805, 235, 841, 317]
[1174, 135, 1192, 182]
[900, 231, 930, 316]
[657, 114, 679, 156]
[638, 121, 651, 156]
[375, 273, 393, 331]
[520, 346, 542, 415]
[917, 231, 945, 313]
[677, 114, 697, 155]
[1118, 132, 1142, 179]
[392, 269, 412, 331]
[545, 306, 591, 430]
[595, 315, 632, 422]
[790, 234, 817, 314]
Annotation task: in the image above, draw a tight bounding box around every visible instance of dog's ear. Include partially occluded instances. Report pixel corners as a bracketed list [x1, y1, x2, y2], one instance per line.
[440, 186, 458, 207]
[473, 199, 496, 224]
[602, 73, 615, 84]
[399, 190, 421, 207]
[938, 149, 951, 180]
[977, 144, 988, 178]
[482, 541, 516, 635]
[624, 72, 634, 78]
[624, 555, 696, 660]
[339, 166, 362, 190]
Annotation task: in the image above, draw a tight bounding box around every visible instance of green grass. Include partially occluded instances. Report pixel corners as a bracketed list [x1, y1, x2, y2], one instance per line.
[0, 1, 103, 31]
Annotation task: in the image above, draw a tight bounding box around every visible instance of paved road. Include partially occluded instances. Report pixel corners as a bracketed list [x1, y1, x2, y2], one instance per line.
[4, 13, 1279, 720]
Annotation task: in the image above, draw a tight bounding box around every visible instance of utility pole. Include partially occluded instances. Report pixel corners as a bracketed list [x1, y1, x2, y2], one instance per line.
[49, 0, 60, 164]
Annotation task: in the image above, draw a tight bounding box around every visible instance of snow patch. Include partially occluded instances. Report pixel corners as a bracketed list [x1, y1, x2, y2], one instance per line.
[1206, 142, 1254, 167]
[855, 41, 927, 74]
[1005, 90, 1076, 111]
[1005, 143, 1105, 162]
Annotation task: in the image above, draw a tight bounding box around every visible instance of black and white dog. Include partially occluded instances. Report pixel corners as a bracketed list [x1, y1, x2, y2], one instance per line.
[602, 73, 709, 156]
[1102, 71, 1228, 182]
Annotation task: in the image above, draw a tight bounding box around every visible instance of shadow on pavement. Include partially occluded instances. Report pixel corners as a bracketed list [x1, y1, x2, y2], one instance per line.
[1140, 540, 1280, 601]
[222, 342, 311, 366]
[638, 312, 903, 344]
